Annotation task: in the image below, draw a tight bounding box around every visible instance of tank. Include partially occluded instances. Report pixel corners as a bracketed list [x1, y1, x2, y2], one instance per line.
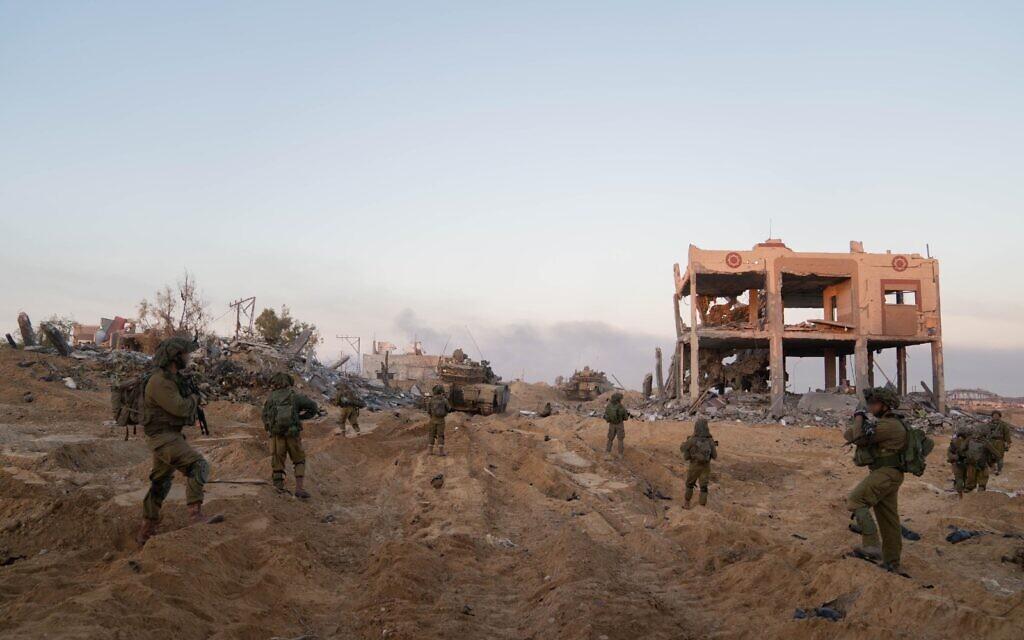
[433, 348, 510, 415]
[560, 366, 610, 401]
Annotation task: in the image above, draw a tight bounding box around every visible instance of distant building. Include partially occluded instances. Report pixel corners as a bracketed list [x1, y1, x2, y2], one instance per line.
[673, 239, 945, 414]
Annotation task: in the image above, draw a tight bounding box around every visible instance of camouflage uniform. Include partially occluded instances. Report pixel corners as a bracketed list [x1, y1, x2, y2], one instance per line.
[427, 385, 451, 455]
[334, 386, 365, 436]
[680, 418, 717, 507]
[966, 426, 997, 491]
[138, 337, 218, 545]
[262, 373, 319, 498]
[947, 426, 971, 497]
[844, 387, 907, 569]
[988, 413, 1013, 474]
[604, 393, 628, 456]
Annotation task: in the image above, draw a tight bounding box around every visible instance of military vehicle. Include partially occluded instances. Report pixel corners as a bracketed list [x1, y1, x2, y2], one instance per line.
[432, 348, 510, 415]
[560, 366, 610, 401]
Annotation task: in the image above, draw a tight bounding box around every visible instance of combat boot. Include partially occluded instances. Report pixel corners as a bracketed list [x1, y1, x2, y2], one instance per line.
[294, 477, 310, 500]
[683, 486, 694, 509]
[438, 445, 447, 457]
[188, 503, 224, 525]
[136, 519, 158, 547]
[428, 444, 435, 456]
[699, 490, 708, 507]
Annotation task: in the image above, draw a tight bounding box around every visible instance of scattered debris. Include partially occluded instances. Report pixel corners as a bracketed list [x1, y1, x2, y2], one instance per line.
[62, 377, 77, 390]
[1001, 547, 1024, 570]
[643, 485, 672, 501]
[484, 534, 516, 549]
[430, 474, 445, 489]
[946, 526, 986, 544]
[21, 392, 34, 403]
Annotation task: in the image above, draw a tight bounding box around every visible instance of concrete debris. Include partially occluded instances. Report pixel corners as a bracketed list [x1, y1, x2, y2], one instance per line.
[17, 313, 35, 346]
[62, 377, 77, 390]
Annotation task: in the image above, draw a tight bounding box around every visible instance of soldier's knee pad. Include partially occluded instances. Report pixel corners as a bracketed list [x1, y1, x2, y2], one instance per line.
[188, 458, 211, 485]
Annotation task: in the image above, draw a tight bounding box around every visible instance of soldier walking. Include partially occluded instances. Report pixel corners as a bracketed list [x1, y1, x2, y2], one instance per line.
[334, 385, 366, 437]
[680, 418, 717, 508]
[427, 385, 451, 456]
[603, 392, 629, 458]
[988, 410, 1013, 475]
[843, 387, 907, 571]
[262, 372, 319, 499]
[137, 337, 222, 546]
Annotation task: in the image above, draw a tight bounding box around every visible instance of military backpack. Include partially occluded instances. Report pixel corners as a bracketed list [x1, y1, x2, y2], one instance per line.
[111, 372, 152, 440]
[688, 437, 714, 464]
[263, 389, 299, 436]
[964, 439, 989, 466]
[899, 421, 935, 476]
[428, 395, 449, 419]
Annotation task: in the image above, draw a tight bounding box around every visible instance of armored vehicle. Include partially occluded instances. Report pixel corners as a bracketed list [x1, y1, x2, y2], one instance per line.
[560, 366, 610, 401]
[433, 348, 510, 415]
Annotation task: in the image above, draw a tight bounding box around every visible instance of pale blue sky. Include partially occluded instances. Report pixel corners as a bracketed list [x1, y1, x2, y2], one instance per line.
[2, 2, 1022, 393]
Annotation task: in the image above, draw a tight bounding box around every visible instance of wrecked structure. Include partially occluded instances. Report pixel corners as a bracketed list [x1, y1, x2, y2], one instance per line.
[671, 239, 945, 416]
[560, 366, 611, 401]
[361, 340, 440, 391]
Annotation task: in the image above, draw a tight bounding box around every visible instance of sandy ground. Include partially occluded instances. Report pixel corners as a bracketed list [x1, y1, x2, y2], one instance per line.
[1, 350, 1022, 640]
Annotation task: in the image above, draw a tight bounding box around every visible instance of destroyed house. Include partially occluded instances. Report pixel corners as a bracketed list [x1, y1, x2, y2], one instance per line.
[672, 239, 945, 414]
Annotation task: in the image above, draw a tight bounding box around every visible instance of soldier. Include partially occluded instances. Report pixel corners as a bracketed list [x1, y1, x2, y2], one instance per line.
[988, 410, 1013, 475]
[843, 387, 907, 571]
[427, 384, 451, 456]
[136, 337, 222, 547]
[603, 392, 629, 458]
[680, 418, 717, 508]
[334, 385, 366, 437]
[965, 423, 996, 491]
[262, 372, 319, 499]
[947, 424, 971, 498]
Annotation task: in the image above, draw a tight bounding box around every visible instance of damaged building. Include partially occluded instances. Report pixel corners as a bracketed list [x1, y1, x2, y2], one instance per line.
[671, 239, 945, 415]
[361, 340, 440, 391]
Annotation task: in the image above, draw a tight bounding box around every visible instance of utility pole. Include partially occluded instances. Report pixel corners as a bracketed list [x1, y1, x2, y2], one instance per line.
[229, 297, 256, 338]
[335, 335, 362, 374]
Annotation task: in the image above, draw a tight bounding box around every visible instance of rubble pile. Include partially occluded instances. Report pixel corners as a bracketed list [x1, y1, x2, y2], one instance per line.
[639, 389, 998, 435]
[6, 335, 417, 411]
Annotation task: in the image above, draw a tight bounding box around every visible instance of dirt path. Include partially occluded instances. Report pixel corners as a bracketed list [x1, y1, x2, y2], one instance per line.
[1, 359, 1022, 639]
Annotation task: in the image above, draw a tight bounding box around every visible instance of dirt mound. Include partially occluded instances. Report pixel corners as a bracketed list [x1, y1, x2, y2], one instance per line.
[1, 351, 1022, 639]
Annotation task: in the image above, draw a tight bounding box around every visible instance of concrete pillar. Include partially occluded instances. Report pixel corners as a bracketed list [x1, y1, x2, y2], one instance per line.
[838, 355, 848, 386]
[867, 349, 875, 387]
[855, 338, 870, 403]
[931, 340, 946, 412]
[766, 265, 785, 416]
[689, 270, 700, 402]
[748, 288, 759, 326]
[824, 349, 837, 389]
[655, 347, 665, 398]
[896, 346, 907, 395]
[674, 342, 683, 399]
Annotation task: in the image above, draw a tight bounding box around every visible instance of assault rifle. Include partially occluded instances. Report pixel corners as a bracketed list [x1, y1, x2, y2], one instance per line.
[182, 374, 211, 436]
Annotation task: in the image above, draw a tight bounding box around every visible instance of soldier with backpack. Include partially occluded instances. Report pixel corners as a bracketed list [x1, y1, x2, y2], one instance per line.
[136, 337, 222, 547]
[262, 372, 319, 499]
[427, 385, 451, 456]
[948, 424, 972, 498]
[965, 423, 997, 491]
[988, 410, 1013, 475]
[334, 385, 366, 437]
[843, 386, 933, 572]
[680, 417, 718, 508]
[603, 392, 629, 458]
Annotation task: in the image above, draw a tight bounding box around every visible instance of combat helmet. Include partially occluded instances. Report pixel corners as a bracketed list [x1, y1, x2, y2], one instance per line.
[152, 337, 198, 369]
[610, 392, 623, 403]
[864, 386, 900, 410]
[694, 417, 711, 437]
[270, 372, 294, 389]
